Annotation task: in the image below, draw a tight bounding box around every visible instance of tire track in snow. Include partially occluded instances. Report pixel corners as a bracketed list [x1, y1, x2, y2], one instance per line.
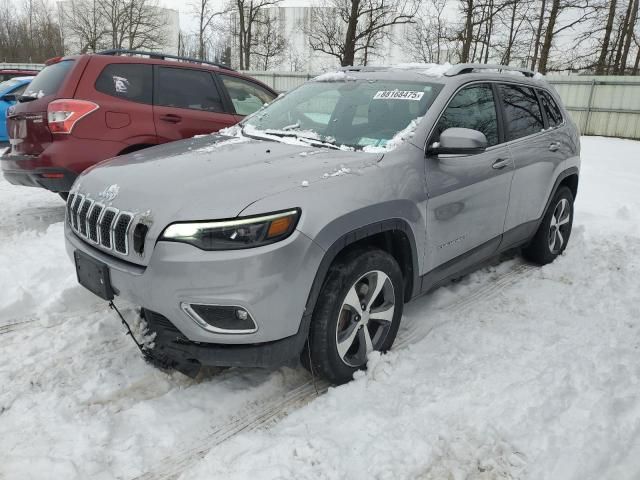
[0, 302, 111, 336]
[132, 259, 535, 480]
[0, 206, 65, 239]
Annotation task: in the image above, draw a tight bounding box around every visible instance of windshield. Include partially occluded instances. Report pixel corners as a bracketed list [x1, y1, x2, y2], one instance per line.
[244, 78, 442, 150]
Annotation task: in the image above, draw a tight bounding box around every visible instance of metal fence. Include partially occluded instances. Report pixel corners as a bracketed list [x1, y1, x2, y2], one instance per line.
[243, 70, 640, 140]
[0, 62, 44, 71]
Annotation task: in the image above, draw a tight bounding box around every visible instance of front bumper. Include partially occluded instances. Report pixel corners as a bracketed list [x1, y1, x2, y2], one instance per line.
[65, 222, 325, 366]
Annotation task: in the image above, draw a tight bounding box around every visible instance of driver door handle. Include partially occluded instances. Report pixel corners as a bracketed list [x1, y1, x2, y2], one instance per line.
[492, 158, 511, 170]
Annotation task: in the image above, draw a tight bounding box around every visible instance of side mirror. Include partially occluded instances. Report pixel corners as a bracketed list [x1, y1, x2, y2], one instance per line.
[1, 93, 17, 103]
[427, 127, 488, 156]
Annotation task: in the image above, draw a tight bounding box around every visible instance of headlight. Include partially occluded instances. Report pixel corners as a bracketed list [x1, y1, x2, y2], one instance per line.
[160, 209, 300, 250]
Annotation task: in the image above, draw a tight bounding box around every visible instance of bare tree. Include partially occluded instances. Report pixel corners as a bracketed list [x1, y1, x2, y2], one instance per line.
[232, 0, 282, 70]
[191, 0, 229, 60]
[250, 7, 287, 69]
[0, 0, 63, 61]
[61, 0, 109, 53]
[306, 0, 418, 67]
[405, 0, 453, 63]
[97, 0, 166, 51]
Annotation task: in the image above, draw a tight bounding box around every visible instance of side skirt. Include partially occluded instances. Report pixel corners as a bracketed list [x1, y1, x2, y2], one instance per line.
[416, 220, 538, 297]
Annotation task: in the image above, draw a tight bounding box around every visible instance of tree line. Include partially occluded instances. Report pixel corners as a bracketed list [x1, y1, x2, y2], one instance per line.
[1, 0, 639, 75]
[224, 0, 640, 74]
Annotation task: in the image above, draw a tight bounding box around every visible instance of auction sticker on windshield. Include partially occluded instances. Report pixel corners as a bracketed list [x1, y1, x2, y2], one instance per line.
[373, 90, 424, 101]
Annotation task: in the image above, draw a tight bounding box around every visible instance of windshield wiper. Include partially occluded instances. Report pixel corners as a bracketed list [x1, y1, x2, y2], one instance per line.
[263, 130, 341, 150]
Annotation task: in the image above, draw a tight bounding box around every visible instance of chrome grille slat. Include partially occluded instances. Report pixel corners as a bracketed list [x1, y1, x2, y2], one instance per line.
[67, 194, 136, 257]
[78, 199, 93, 237]
[87, 203, 103, 243]
[114, 213, 133, 254]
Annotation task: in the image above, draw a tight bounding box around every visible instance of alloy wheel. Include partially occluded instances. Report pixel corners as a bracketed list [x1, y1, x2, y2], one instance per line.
[335, 270, 396, 367]
[548, 198, 571, 254]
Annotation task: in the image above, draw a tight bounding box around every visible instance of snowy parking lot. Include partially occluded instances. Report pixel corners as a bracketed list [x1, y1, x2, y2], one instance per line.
[1, 136, 639, 480]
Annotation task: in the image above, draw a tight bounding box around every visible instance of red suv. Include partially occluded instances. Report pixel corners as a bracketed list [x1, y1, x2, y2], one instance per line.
[1, 50, 277, 198]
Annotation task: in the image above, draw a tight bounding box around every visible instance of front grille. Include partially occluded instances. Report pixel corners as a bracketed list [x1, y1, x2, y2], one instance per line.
[67, 194, 134, 256]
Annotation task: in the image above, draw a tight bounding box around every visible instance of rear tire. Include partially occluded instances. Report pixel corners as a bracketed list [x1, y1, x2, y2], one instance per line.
[304, 248, 404, 385]
[523, 186, 574, 265]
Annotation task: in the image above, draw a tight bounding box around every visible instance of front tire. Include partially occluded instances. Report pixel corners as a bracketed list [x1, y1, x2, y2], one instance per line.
[523, 186, 574, 265]
[304, 248, 404, 385]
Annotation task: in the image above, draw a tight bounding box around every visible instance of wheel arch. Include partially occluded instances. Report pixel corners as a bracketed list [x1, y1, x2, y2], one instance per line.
[303, 219, 420, 326]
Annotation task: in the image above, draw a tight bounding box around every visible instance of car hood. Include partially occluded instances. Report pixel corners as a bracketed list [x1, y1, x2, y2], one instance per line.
[73, 134, 383, 241]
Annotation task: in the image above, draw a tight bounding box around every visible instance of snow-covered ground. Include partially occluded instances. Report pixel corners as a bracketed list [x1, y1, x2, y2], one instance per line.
[1, 136, 639, 480]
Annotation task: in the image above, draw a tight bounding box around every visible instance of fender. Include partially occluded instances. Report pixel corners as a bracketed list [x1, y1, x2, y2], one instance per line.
[295, 218, 420, 346]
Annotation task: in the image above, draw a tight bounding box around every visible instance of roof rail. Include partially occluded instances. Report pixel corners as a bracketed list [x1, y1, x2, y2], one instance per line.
[445, 63, 536, 78]
[96, 49, 235, 71]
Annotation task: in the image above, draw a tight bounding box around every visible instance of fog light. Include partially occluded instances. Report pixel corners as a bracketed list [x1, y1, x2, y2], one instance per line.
[181, 303, 257, 334]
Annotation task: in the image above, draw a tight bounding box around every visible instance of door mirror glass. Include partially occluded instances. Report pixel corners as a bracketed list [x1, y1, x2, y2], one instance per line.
[428, 127, 487, 155]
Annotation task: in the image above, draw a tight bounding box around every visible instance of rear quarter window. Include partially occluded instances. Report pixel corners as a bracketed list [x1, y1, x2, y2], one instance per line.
[499, 84, 545, 140]
[539, 89, 563, 127]
[95, 64, 153, 104]
[23, 60, 74, 98]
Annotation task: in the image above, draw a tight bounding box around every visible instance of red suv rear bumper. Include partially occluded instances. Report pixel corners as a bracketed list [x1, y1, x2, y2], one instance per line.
[1, 137, 125, 193]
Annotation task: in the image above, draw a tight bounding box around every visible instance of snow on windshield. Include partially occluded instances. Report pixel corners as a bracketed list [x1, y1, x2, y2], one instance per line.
[313, 71, 357, 82]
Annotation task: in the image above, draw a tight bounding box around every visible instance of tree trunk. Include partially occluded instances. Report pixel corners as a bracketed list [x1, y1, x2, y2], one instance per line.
[503, 0, 517, 64]
[460, 0, 474, 62]
[342, 0, 360, 66]
[595, 0, 617, 74]
[613, 0, 634, 73]
[620, 0, 639, 74]
[531, 0, 547, 71]
[483, 0, 493, 64]
[538, 0, 559, 73]
[633, 43, 640, 74]
[238, 1, 245, 69]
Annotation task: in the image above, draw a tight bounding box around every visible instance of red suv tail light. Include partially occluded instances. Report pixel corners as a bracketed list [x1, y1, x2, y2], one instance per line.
[47, 99, 99, 134]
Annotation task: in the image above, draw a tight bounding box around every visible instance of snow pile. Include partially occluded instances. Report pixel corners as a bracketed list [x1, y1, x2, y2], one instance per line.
[363, 116, 423, 153]
[1, 137, 640, 479]
[323, 166, 351, 178]
[313, 71, 357, 82]
[392, 62, 453, 77]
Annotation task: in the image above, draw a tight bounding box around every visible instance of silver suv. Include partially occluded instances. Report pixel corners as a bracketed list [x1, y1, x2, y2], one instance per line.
[65, 64, 580, 384]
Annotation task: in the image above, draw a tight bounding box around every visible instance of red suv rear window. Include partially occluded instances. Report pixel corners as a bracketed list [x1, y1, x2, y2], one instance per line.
[22, 60, 74, 99]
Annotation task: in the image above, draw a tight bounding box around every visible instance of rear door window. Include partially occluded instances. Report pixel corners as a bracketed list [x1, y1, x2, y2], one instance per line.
[155, 67, 224, 112]
[433, 83, 499, 146]
[23, 60, 74, 99]
[95, 64, 152, 104]
[538, 89, 563, 127]
[499, 84, 545, 140]
[220, 75, 275, 116]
